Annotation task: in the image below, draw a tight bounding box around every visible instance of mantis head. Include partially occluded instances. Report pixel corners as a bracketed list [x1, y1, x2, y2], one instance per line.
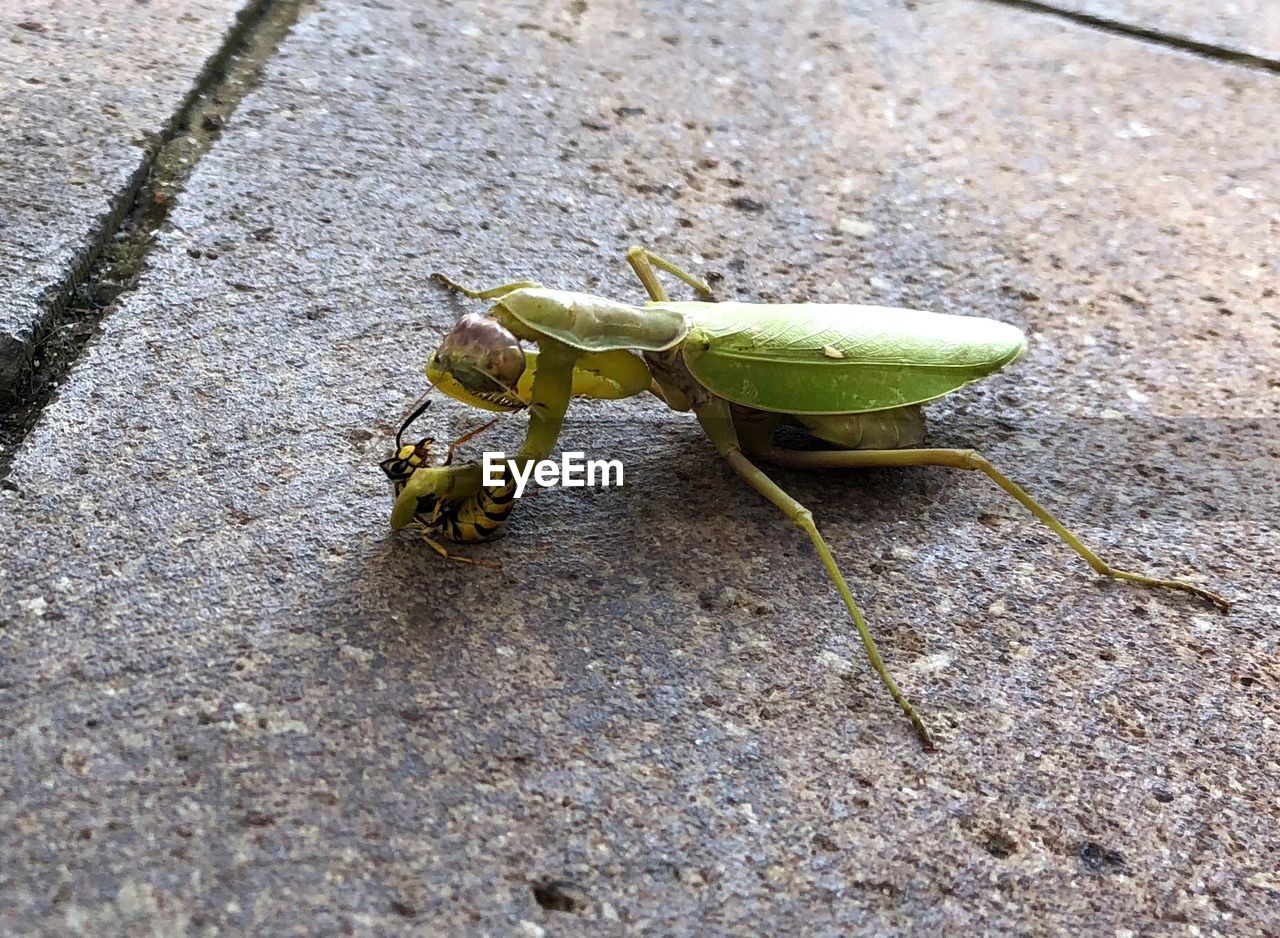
[426, 312, 528, 412]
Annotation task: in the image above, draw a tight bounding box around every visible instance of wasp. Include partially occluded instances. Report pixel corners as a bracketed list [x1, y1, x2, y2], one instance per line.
[379, 397, 514, 567]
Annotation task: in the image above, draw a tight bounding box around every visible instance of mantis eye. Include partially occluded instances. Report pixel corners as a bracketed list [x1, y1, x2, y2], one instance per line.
[432, 312, 526, 399]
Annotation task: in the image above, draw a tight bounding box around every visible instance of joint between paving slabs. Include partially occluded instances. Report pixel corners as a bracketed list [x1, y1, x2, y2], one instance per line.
[981, 0, 1280, 75]
[0, 0, 306, 477]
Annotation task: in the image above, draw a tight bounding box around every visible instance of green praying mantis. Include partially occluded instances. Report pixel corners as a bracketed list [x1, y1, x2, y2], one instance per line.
[385, 246, 1229, 748]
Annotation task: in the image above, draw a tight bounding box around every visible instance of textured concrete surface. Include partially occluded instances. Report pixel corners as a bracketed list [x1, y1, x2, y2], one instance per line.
[2, 0, 1278, 933]
[1043, 0, 1280, 60]
[0, 0, 260, 393]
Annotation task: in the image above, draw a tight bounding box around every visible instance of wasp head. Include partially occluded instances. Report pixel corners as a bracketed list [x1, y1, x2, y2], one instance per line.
[380, 396, 437, 491]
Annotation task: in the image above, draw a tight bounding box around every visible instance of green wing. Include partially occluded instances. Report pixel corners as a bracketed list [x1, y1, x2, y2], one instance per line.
[497, 288, 690, 352]
[666, 302, 1026, 415]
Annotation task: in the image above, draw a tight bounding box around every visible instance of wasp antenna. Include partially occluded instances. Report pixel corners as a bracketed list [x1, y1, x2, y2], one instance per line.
[395, 387, 435, 450]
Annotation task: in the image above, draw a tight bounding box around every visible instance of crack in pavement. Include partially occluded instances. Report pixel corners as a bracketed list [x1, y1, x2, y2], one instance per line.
[982, 0, 1280, 74]
[0, 0, 306, 478]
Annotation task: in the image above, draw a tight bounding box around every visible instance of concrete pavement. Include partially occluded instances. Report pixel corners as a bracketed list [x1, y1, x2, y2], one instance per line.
[1034, 0, 1280, 61]
[2, 0, 1277, 933]
[0, 0, 264, 396]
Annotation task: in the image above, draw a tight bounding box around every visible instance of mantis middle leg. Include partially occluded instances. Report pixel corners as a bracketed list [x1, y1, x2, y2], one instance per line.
[697, 398, 935, 748]
[626, 246, 715, 302]
[757, 446, 1230, 610]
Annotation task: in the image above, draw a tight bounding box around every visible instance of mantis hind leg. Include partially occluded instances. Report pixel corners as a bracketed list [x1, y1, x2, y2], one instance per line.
[697, 399, 935, 749]
[626, 246, 715, 302]
[759, 446, 1230, 610]
[430, 272, 543, 300]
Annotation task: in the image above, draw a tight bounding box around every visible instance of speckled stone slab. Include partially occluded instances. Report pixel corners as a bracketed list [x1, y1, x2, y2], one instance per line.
[0, 0, 260, 393]
[1, 0, 1276, 933]
[1041, 0, 1280, 61]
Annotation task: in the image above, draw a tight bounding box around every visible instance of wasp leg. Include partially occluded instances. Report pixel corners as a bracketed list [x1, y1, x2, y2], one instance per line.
[429, 272, 544, 300]
[445, 417, 501, 465]
[625, 246, 715, 302]
[422, 533, 503, 571]
[760, 446, 1230, 611]
[696, 398, 935, 750]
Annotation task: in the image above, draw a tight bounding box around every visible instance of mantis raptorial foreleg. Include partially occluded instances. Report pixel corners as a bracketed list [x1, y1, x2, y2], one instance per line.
[394, 340, 579, 518]
[400, 276, 590, 534]
[513, 338, 578, 464]
[696, 398, 935, 749]
[757, 446, 1230, 610]
[626, 246, 715, 302]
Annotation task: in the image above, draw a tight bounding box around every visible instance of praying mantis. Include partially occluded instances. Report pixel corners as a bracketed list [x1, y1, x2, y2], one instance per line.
[385, 246, 1228, 748]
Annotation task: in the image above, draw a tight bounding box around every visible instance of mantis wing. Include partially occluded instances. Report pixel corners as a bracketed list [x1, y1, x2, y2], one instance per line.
[668, 302, 1026, 415]
[497, 288, 690, 352]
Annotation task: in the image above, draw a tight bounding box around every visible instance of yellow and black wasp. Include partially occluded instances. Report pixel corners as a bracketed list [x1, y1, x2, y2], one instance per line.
[379, 396, 516, 566]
